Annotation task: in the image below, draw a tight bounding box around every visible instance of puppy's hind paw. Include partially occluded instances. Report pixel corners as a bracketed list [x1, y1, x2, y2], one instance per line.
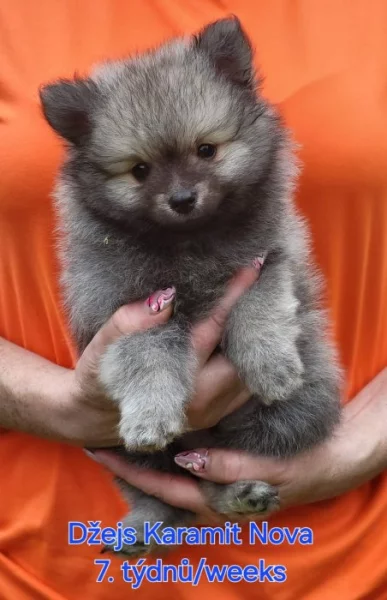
[203, 480, 280, 517]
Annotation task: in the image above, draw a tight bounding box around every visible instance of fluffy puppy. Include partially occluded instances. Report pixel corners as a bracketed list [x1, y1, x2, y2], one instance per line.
[40, 17, 342, 557]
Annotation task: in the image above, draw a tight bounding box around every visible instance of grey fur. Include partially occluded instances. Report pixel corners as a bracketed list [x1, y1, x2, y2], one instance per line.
[201, 480, 280, 515]
[40, 16, 342, 557]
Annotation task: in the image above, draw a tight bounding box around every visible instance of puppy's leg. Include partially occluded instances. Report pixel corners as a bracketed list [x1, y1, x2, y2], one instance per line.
[223, 258, 304, 404]
[105, 485, 194, 558]
[101, 449, 195, 558]
[99, 321, 195, 451]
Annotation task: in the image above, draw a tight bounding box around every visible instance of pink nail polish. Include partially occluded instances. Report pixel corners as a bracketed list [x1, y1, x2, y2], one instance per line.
[146, 287, 176, 313]
[83, 449, 103, 464]
[174, 449, 208, 472]
[252, 253, 267, 270]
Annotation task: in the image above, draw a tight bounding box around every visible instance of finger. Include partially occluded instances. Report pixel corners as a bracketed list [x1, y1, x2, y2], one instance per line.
[174, 448, 287, 485]
[191, 265, 260, 365]
[197, 355, 251, 420]
[187, 355, 248, 428]
[220, 387, 251, 419]
[80, 287, 175, 368]
[86, 450, 218, 519]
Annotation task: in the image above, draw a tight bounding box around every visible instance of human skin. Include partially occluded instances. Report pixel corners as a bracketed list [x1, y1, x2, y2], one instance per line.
[0, 266, 258, 447]
[4, 259, 385, 521]
[88, 368, 387, 521]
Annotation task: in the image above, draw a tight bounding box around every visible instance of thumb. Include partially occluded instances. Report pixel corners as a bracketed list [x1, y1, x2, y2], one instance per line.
[191, 262, 263, 366]
[79, 287, 176, 371]
[174, 447, 286, 485]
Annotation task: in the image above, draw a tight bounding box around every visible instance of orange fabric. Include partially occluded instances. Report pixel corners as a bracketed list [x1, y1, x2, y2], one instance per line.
[0, 1, 387, 598]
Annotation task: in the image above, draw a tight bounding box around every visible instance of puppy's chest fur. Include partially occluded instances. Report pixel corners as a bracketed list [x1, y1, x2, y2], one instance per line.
[121, 241, 263, 317]
[64, 214, 267, 345]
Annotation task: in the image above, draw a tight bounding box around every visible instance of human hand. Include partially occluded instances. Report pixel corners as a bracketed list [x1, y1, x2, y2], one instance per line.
[0, 300, 172, 445]
[87, 369, 387, 518]
[61, 264, 260, 446]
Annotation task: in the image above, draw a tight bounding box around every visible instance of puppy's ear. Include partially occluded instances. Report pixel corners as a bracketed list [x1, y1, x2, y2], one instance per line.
[194, 16, 256, 88]
[39, 78, 98, 145]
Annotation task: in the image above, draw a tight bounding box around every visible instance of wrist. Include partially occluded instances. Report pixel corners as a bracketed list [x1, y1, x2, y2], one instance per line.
[282, 372, 387, 507]
[326, 371, 387, 491]
[49, 367, 95, 444]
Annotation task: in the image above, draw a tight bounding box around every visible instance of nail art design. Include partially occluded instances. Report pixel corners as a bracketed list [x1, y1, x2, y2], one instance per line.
[174, 449, 208, 472]
[146, 286, 176, 313]
[252, 252, 267, 270]
[83, 449, 102, 463]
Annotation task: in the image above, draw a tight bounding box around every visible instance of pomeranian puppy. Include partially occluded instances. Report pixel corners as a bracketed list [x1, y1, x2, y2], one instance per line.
[40, 17, 341, 557]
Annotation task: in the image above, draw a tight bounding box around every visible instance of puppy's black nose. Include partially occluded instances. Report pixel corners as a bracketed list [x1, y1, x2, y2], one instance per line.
[169, 189, 197, 214]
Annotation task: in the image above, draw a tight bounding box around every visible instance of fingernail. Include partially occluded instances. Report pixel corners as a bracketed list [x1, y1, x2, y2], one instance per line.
[146, 287, 176, 314]
[83, 449, 103, 463]
[174, 449, 208, 472]
[252, 253, 267, 270]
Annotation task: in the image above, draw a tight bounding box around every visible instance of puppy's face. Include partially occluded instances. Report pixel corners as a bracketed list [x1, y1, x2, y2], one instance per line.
[41, 18, 282, 232]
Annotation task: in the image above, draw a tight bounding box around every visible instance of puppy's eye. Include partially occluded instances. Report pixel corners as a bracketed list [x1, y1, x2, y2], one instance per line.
[131, 162, 151, 182]
[197, 144, 217, 159]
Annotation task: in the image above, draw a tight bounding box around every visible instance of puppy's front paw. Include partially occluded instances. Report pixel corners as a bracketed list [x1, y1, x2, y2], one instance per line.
[99, 326, 195, 451]
[224, 322, 304, 405]
[248, 351, 304, 405]
[119, 403, 186, 452]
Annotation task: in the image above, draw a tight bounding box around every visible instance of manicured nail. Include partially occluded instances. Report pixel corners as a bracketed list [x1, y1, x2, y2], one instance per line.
[83, 449, 103, 463]
[174, 449, 208, 472]
[146, 287, 176, 314]
[252, 253, 267, 270]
